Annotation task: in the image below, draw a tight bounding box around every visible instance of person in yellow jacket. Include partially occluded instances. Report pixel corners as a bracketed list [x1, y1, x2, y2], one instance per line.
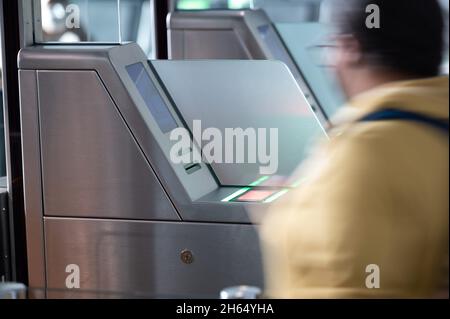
[260, 0, 449, 298]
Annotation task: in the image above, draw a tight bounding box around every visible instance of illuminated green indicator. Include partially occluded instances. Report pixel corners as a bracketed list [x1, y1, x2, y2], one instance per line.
[221, 187, 251, 202]
[263, 189, 289, 203]
[291, 178, 307, 188]
[177, 0, 210, 10]
[228, 0, 252, 9]
[248, 176, 269, 187]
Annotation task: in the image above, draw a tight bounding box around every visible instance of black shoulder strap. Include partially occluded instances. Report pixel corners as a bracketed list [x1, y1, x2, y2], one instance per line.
[358, 108, 449, 135]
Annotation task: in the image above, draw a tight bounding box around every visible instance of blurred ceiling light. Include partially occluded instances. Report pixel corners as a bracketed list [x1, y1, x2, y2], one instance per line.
[41, 0, 67, 34]
[52, 2, 66, 20]
[58, 31, 81, 43]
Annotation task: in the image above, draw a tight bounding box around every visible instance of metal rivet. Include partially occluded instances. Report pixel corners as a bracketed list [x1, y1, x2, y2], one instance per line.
[180, 249, 194, 264]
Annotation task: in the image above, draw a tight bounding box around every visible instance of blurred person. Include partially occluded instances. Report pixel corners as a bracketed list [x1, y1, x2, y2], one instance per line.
[260, 0, 449, 298]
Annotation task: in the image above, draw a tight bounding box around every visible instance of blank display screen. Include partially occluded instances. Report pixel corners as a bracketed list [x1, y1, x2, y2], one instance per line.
[126, 62, 178, 133]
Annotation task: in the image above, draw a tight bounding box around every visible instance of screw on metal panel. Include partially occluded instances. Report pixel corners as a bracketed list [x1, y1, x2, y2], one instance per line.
[180, 249, 194, 264]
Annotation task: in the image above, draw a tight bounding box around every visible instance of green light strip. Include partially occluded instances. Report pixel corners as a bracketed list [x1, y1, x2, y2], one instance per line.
[177, 0, 210, 10]
[263, 189, 289, 203]
[221, 187, 251, 202]
[291, 178, 307, 188]
[248, 176, 269, 187]
[228, 0, 252, 9]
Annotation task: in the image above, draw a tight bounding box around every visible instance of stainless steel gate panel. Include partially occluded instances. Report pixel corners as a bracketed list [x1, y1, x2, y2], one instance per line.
[17, 45, 313, 298]
[168, 10, 268, 60]
[19, 70, 46, 295]
[44, 217, 263, 298]
[37, 70, 180, 221]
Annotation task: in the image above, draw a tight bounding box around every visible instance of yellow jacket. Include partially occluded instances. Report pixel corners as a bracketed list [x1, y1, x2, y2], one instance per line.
[260, 76, 449, 298]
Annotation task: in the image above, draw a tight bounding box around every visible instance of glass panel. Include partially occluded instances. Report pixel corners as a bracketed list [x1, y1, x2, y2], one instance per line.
[175, 0, 317, 21]
[254, 0, 320, 23]
[39, 0, 120, 42]
[275, 22, 344, 118]
[37, 0, 156, 58]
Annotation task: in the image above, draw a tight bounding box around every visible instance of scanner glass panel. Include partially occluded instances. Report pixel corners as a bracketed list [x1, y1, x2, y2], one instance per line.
[274, 23, 345, 118]
[152, 60, 326, 187]
[257, 24, 300, 80]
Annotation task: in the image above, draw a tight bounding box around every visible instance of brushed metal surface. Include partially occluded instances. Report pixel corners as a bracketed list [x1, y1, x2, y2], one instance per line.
[38, 70, 180, 221]
[18, 45, 272, 299]
[167, 10, 267, 60]
[44, 217, 263, 298]
[18, 70, 47, 296]
[177, 29, 252, 59]
[109, 49, 219, 202]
